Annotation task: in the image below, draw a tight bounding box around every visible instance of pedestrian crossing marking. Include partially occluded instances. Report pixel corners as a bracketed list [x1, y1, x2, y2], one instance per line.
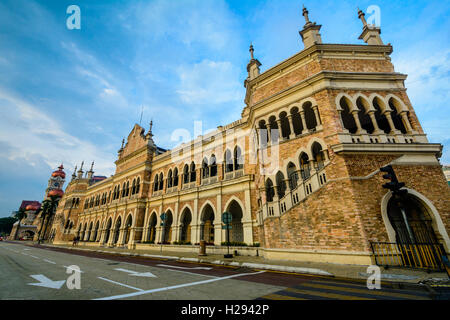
[285, 287, 375, 300]
[261, 293, 307, 300]
[299, 282, 428, 300]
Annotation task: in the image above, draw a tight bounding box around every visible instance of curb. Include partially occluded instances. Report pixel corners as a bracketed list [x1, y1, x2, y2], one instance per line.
[41, 244, 335, 277]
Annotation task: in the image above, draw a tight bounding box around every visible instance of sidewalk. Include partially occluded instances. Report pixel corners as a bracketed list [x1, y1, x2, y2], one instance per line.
[34, 241, 449, 286]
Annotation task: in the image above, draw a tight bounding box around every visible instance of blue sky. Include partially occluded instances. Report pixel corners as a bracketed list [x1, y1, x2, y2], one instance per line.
[0, 0, 449, 217]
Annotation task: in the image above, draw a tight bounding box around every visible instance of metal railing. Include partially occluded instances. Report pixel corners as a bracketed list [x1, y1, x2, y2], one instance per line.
[370, 242, 448, 271]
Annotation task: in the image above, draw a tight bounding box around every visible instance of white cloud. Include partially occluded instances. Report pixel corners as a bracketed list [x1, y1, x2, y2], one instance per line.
[0, 88, 116, 176]
[176, 59, 242, 105]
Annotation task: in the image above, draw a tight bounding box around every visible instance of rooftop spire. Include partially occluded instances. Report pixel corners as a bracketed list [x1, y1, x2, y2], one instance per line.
[358, 8, 367, 26]
[249, 43, 254, 60]
[299, 5, 322, 49]
[357, 8, 383, 45]
[302, 5, 311, 25]
[89, 161, 94, 172]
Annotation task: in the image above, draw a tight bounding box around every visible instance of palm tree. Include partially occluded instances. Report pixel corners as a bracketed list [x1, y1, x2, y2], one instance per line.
[14, 207, 27, 240]
[38, 195, 60, 244]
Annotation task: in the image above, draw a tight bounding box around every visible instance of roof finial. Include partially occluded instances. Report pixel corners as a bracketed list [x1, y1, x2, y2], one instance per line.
[79, 161, 84, 171]
[249, 43, 254, 60]
[72, 165, 77, 176]
[358, 7, 367, 27]
[90, 161, 94, 172]
[302, 5, 310, 25]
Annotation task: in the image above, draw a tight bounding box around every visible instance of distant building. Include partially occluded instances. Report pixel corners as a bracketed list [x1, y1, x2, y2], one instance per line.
[443, 165, 450, 186]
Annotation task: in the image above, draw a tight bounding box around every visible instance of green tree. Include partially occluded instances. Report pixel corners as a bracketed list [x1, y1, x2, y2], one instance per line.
[13, 207, 27, 240]
[37, 196, 60, 244]
[0, 217, 17, 236]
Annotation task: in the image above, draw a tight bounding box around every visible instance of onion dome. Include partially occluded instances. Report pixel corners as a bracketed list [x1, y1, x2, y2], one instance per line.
[48, 189, 64, 198]
[51, 164, 66, 179]
[25, 204, 40, 211]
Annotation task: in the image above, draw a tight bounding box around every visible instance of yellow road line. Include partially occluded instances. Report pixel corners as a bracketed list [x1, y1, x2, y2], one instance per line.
[285, 287, 374, 300]
[261, 293, 307, 300]
[298, 282, 429, 300]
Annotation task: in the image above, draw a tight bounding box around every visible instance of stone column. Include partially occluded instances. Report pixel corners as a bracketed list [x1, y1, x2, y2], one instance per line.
[368, 111, 382, 134]
[299, 111, 308, 134]
[312, 105, 322, 130]
[276, 119, 283, 141]
[383, 110, 400, 134]
[287, 115, 295, 139]
[265, 123, 272, 146]
[400, 111, 413, 134]
[351, 110, 365, 134]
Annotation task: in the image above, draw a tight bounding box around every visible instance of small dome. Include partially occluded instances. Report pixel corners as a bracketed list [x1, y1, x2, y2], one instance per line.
[48, 189, 64, 198]
[25, 204, 40, 211]
[51, 164, 66, 179]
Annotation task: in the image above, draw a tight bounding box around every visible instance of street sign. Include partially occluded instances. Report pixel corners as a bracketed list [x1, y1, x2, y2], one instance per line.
[160, 212, 167, 220]
[222, 225, 232, 229]
[222, 212, 232, 224]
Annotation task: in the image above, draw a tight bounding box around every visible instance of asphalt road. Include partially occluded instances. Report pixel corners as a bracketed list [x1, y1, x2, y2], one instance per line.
[0, 241, 437, 300]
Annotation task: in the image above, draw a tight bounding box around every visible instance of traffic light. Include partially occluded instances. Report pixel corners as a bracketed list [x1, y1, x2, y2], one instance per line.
[380, 165, 407, 196]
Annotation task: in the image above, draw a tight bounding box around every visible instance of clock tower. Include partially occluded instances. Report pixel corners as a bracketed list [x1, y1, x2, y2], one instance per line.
[45, 164, 66, 198]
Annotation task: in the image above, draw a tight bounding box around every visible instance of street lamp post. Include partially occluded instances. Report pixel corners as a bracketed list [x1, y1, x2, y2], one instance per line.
[222, 212, 233, 258]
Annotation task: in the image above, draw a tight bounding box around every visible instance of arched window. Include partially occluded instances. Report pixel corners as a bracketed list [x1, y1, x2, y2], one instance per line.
[279, 112, 291, 139]
[183, 164, 189, 184]
[290, 107, 303, 136]
[265, 179, 274, 202]
[190, 162, 196, 182]
[136, 177, 140, 194]
[299, 153, 311, 180]
[287, 162, 298, 190]
[339, 97, 357, 133]
[125, 181, 130, 197]
[225, 149, 233, 172]
[122, 182, 126, 197]
[159, 172, 164, 190]
[373, 97, 391, 134]
[131, 179, 136, 195]
[276, 171, 286, 198]
[234, 146, 243, 171]
[154, 174, 159, 191]
[202, 158, 209, 179]
[168, 169, 173, 188]
[303, 102, 317, 131]
[311, 142, 325, 170]
[356, 97, 374, 133]
[173, 168, 179, 186]
[210, 155, 217, 177]
[389, 99, 408, 134]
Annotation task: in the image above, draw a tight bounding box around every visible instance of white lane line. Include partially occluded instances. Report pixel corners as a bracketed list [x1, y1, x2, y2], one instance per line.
[94, 270, 266, 300]
[97, 277, 143, 292]
[43, 259, 56, 264]
[158, 267, 217, 278]
[29, 255, 40, 259]
[156, 264, 212, 270]
[21, 252, 30, 256]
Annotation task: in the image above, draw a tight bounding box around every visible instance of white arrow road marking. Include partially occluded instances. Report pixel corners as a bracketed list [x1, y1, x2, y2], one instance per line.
[97, 277, 143, 291]
[28, 275, 66, 289]
[114, 268, 157, 278]
[156, 264, 212, 270]
[64, 266, 84, 273]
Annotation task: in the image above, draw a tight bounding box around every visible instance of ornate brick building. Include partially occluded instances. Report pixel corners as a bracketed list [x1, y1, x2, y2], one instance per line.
[50, 8, 450, 265]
